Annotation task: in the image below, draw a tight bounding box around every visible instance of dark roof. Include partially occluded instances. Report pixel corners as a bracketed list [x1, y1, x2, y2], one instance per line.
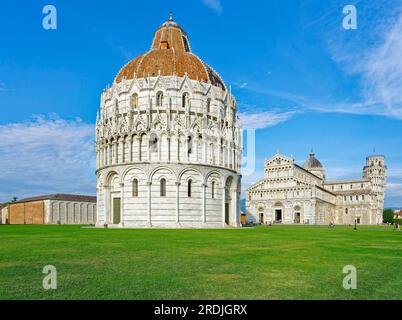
[324, 178, 370, 185]
[303, 150, 323, 169]
[15, 194, 96, 204]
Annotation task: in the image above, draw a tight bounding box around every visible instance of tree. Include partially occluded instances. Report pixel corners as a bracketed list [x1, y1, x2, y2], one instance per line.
[383, 209, 394, 223]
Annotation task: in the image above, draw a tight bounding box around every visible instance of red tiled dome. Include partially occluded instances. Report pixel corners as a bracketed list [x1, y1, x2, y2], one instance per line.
[115, 15, 226, 90]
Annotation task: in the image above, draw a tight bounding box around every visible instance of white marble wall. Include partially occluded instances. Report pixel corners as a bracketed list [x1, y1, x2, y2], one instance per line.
[45, 200, 96, 224]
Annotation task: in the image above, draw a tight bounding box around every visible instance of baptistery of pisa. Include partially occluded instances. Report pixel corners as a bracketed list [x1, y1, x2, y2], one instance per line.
[95, 15, 242, 228]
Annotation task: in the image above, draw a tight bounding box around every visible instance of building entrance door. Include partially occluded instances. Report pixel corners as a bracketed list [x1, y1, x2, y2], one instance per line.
[275, 209, 282, 222]
[295, 212, 301, 223]
[113, 197, 121, 224]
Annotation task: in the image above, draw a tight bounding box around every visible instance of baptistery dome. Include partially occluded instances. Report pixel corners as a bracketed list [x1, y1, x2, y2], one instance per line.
[95, 15, 242, 228]
[115, 15, 225, 89]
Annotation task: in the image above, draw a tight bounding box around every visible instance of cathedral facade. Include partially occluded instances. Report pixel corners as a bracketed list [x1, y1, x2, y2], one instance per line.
[95, 15, 242, 228]
[246, 151, 386, 225]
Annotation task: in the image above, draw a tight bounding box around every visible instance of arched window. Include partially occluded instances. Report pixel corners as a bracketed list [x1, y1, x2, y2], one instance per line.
[212, 181, 215, 199]
[131, 93, 138, 108]
[187, 179, 192, 197]
[156, 91, 163, 107]
[182, 93, 189, 108]
[132, 179, 138, 197]
[207, 98, 211, 113]
[160, 178, 166, 197]
[345, 208, 348, 214]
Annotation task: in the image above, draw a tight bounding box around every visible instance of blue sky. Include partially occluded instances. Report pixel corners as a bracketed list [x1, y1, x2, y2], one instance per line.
[1, 0, 401, 207]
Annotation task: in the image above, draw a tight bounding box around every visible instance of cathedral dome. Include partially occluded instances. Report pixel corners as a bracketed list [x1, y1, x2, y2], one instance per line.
[303, 149, 323, 170]
[114, 14, 226, 90]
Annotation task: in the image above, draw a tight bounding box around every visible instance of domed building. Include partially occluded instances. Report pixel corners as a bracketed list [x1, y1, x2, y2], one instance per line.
[95, 15, 242, 228]
[246, 150, 386, 225]
[303, 149, 325, 180]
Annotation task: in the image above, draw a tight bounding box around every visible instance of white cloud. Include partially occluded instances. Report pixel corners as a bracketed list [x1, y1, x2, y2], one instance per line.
[324, 5, 402, 119]
[202, 0, 223, 14]
[0, 115, 95, 202]
[361, 15, 402, 111]
[0, 81, 9, 92]
[238, 110, 296, 129]
[386, 183, 402, 197]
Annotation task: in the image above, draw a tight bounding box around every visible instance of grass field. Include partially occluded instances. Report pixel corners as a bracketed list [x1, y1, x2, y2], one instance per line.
[0, 224, 401, 300]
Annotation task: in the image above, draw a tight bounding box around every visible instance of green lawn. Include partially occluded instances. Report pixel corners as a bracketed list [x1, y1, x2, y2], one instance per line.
[0, 224, 401, 300]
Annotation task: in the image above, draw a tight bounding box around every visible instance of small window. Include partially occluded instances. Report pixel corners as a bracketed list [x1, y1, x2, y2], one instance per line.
[362, 195, 365, 200]
[212, 181, 215, 199]
[356, 195, 359, 200]
[156, 91, 163, 107]
[207, 98, 211, 113]
[132, 179, 138, 197]
[150, 134, 158, 153]
[350, 184, 353, 189]
[182, 93, 189, 108]
[187, 179, 192, 197]
[187, 136, 193, 154]
[160, 178, 166, 197]
[131, 93, 138, 108]
[345, 208, 348, 214]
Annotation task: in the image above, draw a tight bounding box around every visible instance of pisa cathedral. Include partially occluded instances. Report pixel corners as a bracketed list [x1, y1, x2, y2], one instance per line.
[246, 151, 387, 225]
[95, 15, 242, 228]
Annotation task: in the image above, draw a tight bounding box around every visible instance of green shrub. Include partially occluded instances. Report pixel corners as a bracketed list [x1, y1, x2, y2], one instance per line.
[393, 219, 402, 224]
[383, 209, 395, 223]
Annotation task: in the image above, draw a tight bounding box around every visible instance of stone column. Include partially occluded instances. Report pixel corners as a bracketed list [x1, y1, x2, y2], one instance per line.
[104, 185, 110, 224]
[120, 183, 124, 227]
[202, 183, 206, 224]
[114, 141, 120, 163]
[128, 137, 133, 162]
[147, 181, 152, 226]
[176, 182, 180, 223]
[222, 186, 226, 227]
[167, 136, 171, 162]
[233, 189, 241, 227]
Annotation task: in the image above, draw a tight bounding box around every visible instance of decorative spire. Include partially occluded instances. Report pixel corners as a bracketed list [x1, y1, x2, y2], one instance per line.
[310, 148, 315, 157]
[169, 11, 174, 21]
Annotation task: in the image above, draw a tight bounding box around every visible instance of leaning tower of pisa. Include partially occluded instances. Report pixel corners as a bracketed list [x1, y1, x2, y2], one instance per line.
[363, 155, 387, 224]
